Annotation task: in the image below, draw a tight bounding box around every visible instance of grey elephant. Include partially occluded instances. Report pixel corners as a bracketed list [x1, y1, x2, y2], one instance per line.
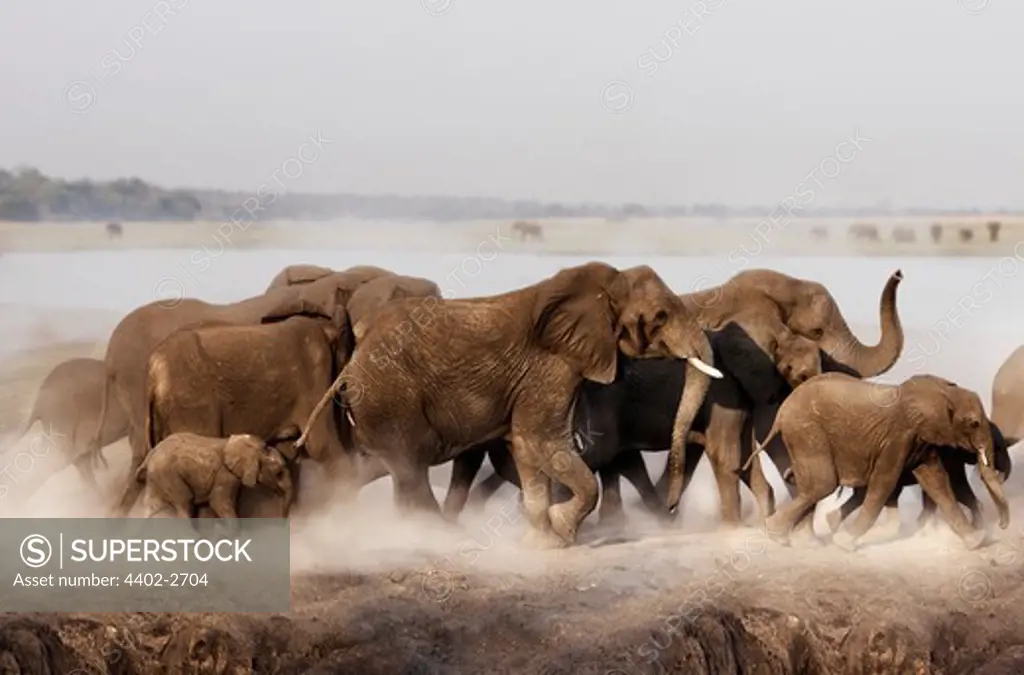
[98, 267, 439, 516]
[297, 262, 724, 548]
[136, 432, 293, 519]
[991, 344, 1024, 445]
[8, 357, 129, 496]
[744, 373, 1010, 551]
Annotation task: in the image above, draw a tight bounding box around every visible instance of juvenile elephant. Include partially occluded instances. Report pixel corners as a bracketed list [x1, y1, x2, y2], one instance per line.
[745, 373, 1010, 551]
[8, 357, 129, 496]
[821, 418, 1012, 537]
[136, 432, 293, 519]
[443, 314, 821, 528]
[991, 344, 1024, 445]
[298, 262, 724, 548]
[99, 268, 439, 515]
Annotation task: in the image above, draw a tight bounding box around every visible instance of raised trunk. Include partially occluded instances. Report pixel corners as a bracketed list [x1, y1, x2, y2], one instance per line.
[663, 324, 717, 512]
[820, 271, 904, 377]
[979, 462, 1010, 529]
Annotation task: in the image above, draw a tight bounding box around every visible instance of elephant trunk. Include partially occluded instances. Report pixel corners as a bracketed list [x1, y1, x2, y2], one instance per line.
[821, 270, 904, 377]
[664, 325, 717, 513]
[979, 462, 1010, 530]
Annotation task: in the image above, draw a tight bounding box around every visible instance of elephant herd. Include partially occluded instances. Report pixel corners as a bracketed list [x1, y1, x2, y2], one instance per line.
[6, 260, 1021, 553]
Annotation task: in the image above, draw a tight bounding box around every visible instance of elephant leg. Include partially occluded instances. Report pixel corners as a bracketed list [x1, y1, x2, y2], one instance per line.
[740, 454, 776, 525]
[873, 488, 902, 538]
[442, 447, 486, 522]
[706, 409, 744, 527]
[72, 453, 101, 495]
[912, 459, 982, 548]
[112, 423, 149, 517]
[597, 465, 626, 530]
[390, 461, 442, 517]
[535, 438, 598, 546]
[948, 462, 984, 529]
[826, 487, 865, 533]
[467, 472, 509, 511]
[509, 437, 560, 548]
[618, 451, 667, 518]
[655, 442, 704, 507]
[834, 466, 903, 550]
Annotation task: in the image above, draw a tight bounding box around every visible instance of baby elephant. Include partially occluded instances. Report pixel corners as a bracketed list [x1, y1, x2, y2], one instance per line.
[744, 373, 1010, 551]
[136, 433, 294, 519]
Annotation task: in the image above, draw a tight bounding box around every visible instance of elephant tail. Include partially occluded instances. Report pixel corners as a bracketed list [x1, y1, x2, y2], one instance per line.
[742, 425, 780, 473]
[144, 363, 165, 454]
[296, 367, 351, 451]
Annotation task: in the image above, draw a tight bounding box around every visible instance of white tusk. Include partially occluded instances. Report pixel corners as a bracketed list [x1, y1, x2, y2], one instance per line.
[346, 410, 356, 427]
[980, 452, 989, 467]
[688, 357, 724, 379]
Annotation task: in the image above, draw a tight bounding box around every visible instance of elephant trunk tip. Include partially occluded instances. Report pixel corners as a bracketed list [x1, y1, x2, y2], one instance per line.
[893, 269, 904, 281]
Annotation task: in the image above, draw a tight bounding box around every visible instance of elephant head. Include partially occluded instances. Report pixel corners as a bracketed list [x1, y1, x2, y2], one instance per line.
[259, 274, 356, 363]
[535, 263, 722, 513]
[348, 274, 442, 339]
[224, 435, 294, 516]
[904, 375, 1009, 529]
[731, 269, 904, 377]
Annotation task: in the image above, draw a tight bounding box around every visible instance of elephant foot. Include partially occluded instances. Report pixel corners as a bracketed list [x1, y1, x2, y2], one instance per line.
[825, 509, 844, 534]
[962, 529, 987, 551]
[831, 530, 860, 552]
[548, 502, 580, 546]
[521, 526, 567, 550]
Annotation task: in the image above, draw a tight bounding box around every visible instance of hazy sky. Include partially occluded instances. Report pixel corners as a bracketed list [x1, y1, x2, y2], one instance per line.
[2, 1, 1021, 207]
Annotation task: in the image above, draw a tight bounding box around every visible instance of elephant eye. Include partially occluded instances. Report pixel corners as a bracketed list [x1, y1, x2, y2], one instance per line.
[810, 328, 824, 339]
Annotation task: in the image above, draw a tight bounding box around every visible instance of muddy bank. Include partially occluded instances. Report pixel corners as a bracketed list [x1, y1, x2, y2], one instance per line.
[6, 532, 1024, 675]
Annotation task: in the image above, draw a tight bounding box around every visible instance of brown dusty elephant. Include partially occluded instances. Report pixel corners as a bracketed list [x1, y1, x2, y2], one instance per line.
[819, 417, 1013, 539]
[443, 310, 822, 530]
[101, 268, 440, 516]
[264, 263, 392, 292]
[6, 357, 129, 496]
[297, 262, 725, 548]
[991, 344, 1024, 445]
[136, 432, 293, 519]
[744, 373, 1010, 551]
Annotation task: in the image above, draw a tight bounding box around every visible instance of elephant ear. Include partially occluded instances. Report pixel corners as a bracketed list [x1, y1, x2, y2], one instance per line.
[532, 263, 621, 384]
[712, 322, 785, 405]
[224, 435, 261, 488]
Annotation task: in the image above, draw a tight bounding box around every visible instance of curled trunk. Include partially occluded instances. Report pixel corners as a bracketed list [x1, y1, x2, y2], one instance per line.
[820, 271, 904, 377]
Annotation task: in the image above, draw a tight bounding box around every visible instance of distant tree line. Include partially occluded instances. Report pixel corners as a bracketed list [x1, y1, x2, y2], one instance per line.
[0, 166, 1017, 223]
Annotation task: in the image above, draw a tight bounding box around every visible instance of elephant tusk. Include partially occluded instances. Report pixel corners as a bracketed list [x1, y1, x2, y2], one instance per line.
[346, 410, 356, 427]
[688, 357, 723, 380]
[980, 452, 990, 467]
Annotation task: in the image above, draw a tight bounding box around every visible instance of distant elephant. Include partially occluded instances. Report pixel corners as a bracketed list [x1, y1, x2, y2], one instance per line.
[849, 223, 879, 241]
[987, 221, 1002, 243]
[100, 268, 440, 516]
[930, 223, 943, 243]
[991, 345, 1024, 444]
[136, 432, 293, 519]
[744, 373, 1010, 551]
[297, 262, 724, 548]
[7, 357, 129, 495]
[821, 418, 1013, 536]
[443, 312, 823, 528]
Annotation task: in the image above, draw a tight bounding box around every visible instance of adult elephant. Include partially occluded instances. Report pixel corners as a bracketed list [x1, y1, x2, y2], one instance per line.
[821, 418, 1013, 537]
[296, 262, 724, 548]
[98, 268, 440, 516]
[265, 264, 392, 292]
[7, 357, 129, 496]
[991, 345, 1024, 445]
[443, 312, 821, 527]
[452, 268, 905, 529]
